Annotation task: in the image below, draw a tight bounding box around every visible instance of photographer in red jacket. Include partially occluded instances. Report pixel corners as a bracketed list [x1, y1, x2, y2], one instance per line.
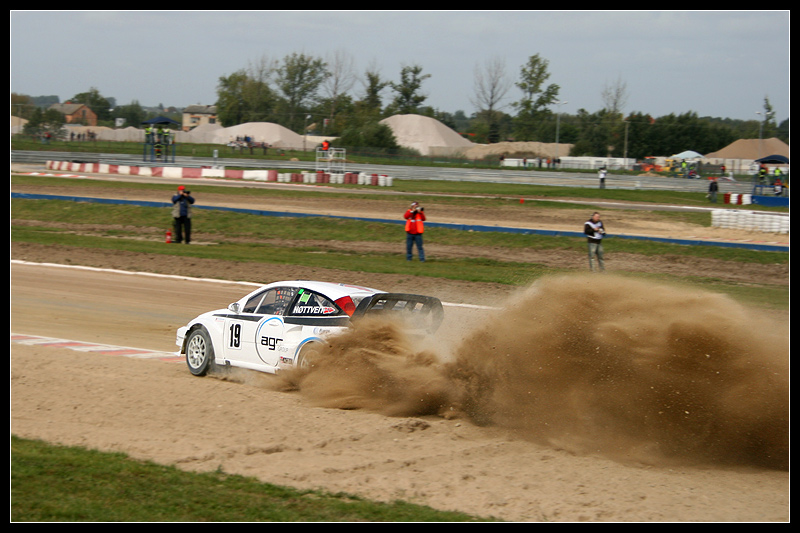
[404, 202, 426, 262]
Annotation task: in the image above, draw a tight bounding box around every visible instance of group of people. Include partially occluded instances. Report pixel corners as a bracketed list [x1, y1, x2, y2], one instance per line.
[168, 186, 607, 272]
[145, 125, 172, 144]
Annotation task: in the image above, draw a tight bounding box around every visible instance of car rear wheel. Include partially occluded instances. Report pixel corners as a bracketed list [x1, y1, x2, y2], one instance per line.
[296, 342, 323, 370]
[185, 327, 215, 376]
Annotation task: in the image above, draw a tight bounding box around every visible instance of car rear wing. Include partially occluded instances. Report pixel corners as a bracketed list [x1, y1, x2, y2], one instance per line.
[351, 293, 444, 334]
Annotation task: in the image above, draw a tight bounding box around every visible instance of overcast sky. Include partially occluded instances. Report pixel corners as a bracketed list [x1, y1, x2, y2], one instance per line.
[10, 10, 790, 123]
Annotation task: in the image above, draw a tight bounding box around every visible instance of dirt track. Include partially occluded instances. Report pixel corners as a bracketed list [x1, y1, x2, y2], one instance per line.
[9, 174, 790, 522]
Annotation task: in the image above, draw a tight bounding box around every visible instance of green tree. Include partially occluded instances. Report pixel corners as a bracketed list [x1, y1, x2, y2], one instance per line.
[22, 107, 65, 137]
[274, 52, 329, 132]
[621, 112, 657, 160]
[11, 93, 36, 120]
[360, 67, 390, 115]
[310, 93, 355, 136]
[387, 64, 431, 115]
[571, 108, 617, 157]
[215, 67, 277, 127]
[511, 54, 560, 141]
[112, 100, 146, 128]
[337, 120, 400, 153]
[216, 70, 250, 127]
[70, 87, 112, 123]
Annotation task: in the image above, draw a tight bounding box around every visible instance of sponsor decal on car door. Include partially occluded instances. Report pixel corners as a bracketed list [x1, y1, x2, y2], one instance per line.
[225, 315, 285, 368]
[255, 316, 285, 367]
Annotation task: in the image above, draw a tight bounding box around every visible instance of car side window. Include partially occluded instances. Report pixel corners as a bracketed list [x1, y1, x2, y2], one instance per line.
[257, 287, 296, 315]
[242, 290, 267, 313]
[289, 290, 341, 316]
[241, 287, 297, 315]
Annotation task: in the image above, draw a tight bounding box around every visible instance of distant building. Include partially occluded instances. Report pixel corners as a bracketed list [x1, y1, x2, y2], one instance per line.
[49, 102, 98, 126]
[182, 105, 217, 132]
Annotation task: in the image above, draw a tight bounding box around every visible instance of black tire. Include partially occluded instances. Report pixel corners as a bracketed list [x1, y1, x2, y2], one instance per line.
[295, 342, 323, 370]
[185, 327, 215, 376]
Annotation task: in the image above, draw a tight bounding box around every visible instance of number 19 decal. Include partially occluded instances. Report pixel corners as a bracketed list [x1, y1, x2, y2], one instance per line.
[229, 322, 241, 349]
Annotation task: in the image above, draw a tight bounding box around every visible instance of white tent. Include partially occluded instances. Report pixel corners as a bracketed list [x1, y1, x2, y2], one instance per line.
[671, 150, 704, 159]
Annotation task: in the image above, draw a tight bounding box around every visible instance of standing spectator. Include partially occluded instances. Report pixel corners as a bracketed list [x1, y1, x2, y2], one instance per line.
[171, 185, 195, 244]
[708, 177, 719, 203]
[584, 212, 606, 272]
[404, 202, 426, 262]
[598, 166, 607, 189]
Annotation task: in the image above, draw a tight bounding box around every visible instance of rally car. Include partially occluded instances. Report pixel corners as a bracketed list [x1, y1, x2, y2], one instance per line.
[177, 280, 444, 376]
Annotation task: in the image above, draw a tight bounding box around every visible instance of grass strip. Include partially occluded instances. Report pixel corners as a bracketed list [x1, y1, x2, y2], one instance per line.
[10, 199, 787, 265]
[11, 435, 486, 522]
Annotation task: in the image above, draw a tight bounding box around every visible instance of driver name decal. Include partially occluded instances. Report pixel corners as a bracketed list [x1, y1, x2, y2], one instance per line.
[293, 305, 337, 315]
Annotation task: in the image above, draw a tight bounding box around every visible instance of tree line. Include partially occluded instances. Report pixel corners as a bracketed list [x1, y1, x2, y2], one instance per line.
[12, 51, 788, 160]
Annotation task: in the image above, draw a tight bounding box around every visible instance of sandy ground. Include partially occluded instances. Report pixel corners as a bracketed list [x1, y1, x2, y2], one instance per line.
[9, 174, 790, 522]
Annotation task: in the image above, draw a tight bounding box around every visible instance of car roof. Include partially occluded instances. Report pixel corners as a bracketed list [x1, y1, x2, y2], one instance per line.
[263, 280, 384, 299]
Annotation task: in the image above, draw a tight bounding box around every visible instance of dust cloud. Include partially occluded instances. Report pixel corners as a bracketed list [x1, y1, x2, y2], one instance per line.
[278, 275, 790, 470]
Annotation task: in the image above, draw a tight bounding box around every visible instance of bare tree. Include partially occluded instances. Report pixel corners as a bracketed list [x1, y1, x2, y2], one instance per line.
[471, 56, 511, 114]
[601, 74, 629, 116]
[322, 49, 357, 122]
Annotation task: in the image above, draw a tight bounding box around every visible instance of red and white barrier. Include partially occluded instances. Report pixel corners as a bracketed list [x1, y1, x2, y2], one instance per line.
[45, 161, 393, 186]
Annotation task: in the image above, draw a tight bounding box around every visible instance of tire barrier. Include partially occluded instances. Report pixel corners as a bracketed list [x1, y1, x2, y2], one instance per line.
[712, 209, 789, 234]
[45, 161, 393, 186]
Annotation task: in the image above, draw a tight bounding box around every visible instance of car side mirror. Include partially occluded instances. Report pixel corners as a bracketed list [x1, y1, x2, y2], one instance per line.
[228, 302, 240, 314]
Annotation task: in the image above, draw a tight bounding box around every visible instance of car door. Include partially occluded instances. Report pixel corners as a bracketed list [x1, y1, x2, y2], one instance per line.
[224, 286, 296, 369]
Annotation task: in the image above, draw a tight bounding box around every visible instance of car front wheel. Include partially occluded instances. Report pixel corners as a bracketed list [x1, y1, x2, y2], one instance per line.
[185, 327, 215, 376]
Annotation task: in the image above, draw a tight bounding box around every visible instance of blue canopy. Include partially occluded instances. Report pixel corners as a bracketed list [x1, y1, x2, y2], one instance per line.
[755, 154, 789, 164]
[141, 116, 180, 125]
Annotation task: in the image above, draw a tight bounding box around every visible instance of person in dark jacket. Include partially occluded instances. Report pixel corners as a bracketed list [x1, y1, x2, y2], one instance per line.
[708, 177, 719, 203]
[171, 185, 195, 244]
[584, 212, 606, 272]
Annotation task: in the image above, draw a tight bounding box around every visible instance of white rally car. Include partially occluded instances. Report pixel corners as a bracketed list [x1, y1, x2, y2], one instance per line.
[176, 280, 443, 376]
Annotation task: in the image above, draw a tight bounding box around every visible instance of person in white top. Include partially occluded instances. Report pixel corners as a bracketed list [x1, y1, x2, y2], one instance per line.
[584, 212, 606, 272]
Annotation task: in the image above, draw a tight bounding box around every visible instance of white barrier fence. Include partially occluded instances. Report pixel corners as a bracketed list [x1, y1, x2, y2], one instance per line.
[711, 210, 789, 234]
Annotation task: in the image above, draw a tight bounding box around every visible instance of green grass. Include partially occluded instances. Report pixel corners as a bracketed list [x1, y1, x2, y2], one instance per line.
[9, 196, 789, 266]
[11, 436, 486, 522]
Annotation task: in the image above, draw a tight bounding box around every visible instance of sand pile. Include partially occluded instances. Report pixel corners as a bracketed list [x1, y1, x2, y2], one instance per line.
[55, 121, 306, 148]
[464, 140, 574, 160]
[705, 137, 789, 160]
[176, 123, 221, 144]
[379, 114, 574, 159]
[204, 121, 306, 148]
[380, 114, 474, 156]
